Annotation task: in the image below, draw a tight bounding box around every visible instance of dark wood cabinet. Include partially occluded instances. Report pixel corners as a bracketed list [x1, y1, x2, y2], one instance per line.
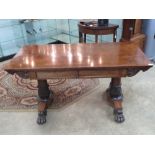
[121, 19, 145, 51]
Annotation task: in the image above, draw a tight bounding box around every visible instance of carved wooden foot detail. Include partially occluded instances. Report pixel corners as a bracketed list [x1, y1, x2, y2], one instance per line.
[114, 108, 125, 123]
[37, 109, 47, 125]
[37, 80, 50, 125]
[107, 78, 125, 123]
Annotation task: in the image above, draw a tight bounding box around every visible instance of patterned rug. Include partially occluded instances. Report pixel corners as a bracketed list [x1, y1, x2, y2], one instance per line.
[0, 69, 99, 111]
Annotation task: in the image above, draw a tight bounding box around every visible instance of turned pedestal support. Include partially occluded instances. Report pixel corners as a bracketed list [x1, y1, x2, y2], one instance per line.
[107, 78, 125, 123]
[37, 80, 52, 125]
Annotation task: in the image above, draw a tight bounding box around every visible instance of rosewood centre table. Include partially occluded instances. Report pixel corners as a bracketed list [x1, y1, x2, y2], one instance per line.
[4, 42, 153, 125]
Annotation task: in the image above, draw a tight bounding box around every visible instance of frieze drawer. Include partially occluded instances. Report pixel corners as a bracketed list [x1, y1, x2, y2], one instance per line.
[37, 71, 78, 79]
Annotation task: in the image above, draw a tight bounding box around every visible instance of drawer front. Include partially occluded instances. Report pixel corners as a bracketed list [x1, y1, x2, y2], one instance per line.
[15, 71, 37, 79]
[79, 69, 127, 78]
[37, 71, 78, 79]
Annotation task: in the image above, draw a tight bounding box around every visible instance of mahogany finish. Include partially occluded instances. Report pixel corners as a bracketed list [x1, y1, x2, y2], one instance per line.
[4, 42, 153, 125]
[78, 22, 119, 43]
[4, 42, 151, 73]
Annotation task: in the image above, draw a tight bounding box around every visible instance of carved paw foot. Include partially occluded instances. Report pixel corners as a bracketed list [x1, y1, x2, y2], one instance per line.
[37, 110, 47, 125]
[114, 109, 125, 123]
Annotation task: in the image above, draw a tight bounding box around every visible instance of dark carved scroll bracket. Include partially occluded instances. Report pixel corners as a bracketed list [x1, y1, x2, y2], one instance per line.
[127, 68, 140, 77]
[7, 71, 30, 79]
[127, 65, 153, 77]
[16, 71, 30, 79]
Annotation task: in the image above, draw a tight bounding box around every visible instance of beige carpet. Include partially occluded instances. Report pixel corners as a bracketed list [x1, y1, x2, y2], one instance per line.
[0, 67, 99, 110]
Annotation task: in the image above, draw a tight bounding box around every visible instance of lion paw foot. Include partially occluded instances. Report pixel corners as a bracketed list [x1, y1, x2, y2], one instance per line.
[114, 109, 125, 123]
[37, 110, 47, 125]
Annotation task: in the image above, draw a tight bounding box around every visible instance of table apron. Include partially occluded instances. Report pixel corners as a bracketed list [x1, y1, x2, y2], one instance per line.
[79, 28, 116, 35]
[35, 69, 128, 79]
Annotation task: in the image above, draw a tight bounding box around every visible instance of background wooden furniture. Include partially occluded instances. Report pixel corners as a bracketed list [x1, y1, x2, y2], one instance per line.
[4, 43, 152, 125]
[121, 19, 145, 51]
[78, 21, 119, 43]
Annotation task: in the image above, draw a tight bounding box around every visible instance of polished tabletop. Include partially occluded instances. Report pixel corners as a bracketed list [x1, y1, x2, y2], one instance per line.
[4, 42, 152, 71]
[78, 22, 119, 30]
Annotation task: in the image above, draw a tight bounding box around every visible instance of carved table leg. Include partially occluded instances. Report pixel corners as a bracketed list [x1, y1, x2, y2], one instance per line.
[95, 35, 98, 43]
[37, 80, 51, 125]
[84, 34, 86, 43]
[79, 31, 83, 43]
[107, 78, 125, 123]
